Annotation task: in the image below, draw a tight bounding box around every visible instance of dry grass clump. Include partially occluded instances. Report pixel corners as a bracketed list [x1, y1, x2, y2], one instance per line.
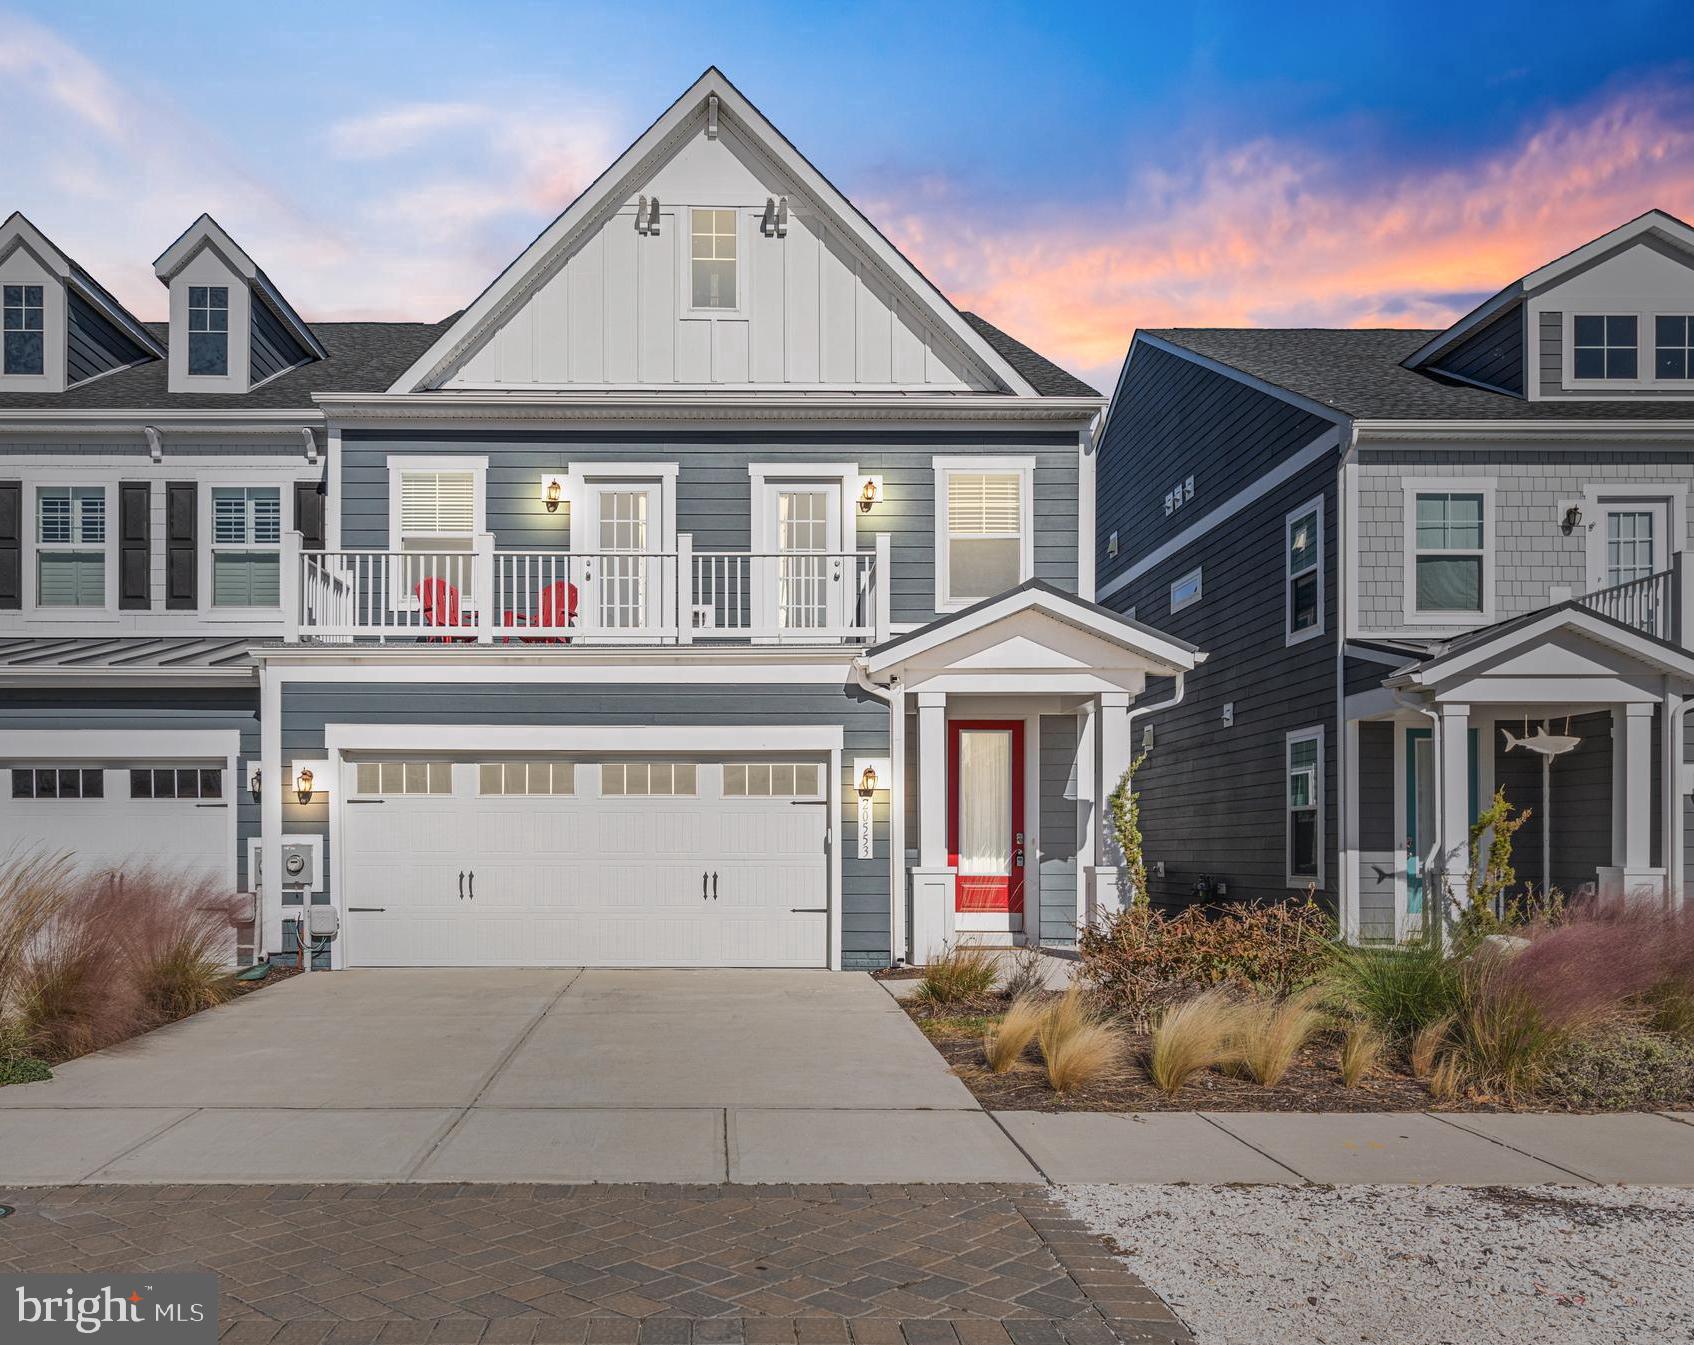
[983, 995, 1044, 1073]
[1338, 1023, 1385, 1089]
[999, 945, 1049, 1002]
[1146, 989, 1244, 1097]
[126, 866, 236, 1020]
[913, 944, 998, 1007]
[1036, 988, 1122, 1093]
[1410, 1015, 1453, 1079]
[1427, 1053, 1468, 1103]
[1233, 987, 1325, 1086]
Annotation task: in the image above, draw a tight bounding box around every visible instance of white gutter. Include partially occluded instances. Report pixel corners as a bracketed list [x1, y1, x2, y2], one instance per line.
[1336, 420, 1359, 939]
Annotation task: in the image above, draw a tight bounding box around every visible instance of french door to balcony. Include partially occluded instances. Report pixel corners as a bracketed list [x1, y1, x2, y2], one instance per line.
[586, 484, 662, 636]
[758, 484, 843, 637]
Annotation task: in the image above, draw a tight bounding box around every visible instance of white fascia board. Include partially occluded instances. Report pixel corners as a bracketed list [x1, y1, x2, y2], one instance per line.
[1402, 609, 1694, 686]
[154, 213, 258, 282]
[256, 650, 858, 682]
[0, 666, 255, 688]
[0, 212, 71, 276]
[0, 410, 322, 435]
[863, 587, 1199, 677]
[1521, 209, 1694, 291]
[324, 723, 844, 754]
[1355, 419, 1694, 443]
[385, 68, 1037, 397]
[0, 728, 240, 758]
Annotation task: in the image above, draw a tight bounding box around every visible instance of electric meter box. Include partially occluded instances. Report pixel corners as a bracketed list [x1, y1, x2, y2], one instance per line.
[246, 835, 324, 894]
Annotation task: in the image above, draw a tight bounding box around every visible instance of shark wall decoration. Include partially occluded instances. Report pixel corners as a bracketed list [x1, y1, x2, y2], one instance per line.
[1501, 714, 1582, 898]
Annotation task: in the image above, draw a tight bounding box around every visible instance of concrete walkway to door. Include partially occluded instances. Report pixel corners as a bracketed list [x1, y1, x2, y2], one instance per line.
[0, 969, 1041, 1186]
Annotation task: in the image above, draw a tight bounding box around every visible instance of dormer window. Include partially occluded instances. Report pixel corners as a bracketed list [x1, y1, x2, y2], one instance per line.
[1572, 315, 1637, 380]
[188, 286, 229, 375]
[1656, 316, 1694, 380]
[690, 209, 737, 309]
[2, 285, 44, 375]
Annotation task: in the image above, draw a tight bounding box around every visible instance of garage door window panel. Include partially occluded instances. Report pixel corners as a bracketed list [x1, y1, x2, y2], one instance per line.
[354, 760, 454, 797]
[12, 767, 103, 800]
[130, 767, 221, 800]
[479, 761, 575, 796]
[601, 761, 696, 797]
[723, 762, 823, 798]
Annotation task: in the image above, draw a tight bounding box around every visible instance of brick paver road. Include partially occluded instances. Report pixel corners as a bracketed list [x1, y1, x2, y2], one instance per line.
[0, 1184, 1188, 1345]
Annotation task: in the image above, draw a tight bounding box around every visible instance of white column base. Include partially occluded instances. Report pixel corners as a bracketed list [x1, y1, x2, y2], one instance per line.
[910, 866, 957, 964]
[1085, 865, 1123, 929]
[1597, 865, 1668, 908]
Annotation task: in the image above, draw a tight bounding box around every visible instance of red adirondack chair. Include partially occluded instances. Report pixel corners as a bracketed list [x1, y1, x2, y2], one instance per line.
[526, 580, 579, 644]
[414, 577, 470, 642]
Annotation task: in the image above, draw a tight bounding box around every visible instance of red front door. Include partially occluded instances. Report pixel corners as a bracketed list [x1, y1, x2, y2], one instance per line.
[948, 720, 1025, 915]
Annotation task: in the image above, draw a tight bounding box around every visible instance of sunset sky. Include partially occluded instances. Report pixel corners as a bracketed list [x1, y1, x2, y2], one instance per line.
[4, 1, 1693, 391]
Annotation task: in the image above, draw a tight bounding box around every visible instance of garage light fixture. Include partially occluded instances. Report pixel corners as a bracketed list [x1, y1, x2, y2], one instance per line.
[294, 768, 315, 805]
[858, 476, 883, 514]
[857, 764, 878, 797]
[541, 474, 566, 514]
[249, 766, 262, 802]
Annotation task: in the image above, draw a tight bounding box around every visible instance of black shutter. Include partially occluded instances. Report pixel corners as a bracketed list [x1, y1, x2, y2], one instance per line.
[0, 482, 20, 610]
[165, 481, 197, 610]
[293, 479, 326, 551]
[119, 481, 151, 610]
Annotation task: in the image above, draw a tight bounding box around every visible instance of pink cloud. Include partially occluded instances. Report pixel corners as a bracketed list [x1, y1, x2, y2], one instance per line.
[876, 86, 1694, 391]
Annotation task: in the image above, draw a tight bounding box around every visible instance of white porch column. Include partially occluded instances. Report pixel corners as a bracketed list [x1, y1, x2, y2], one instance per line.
[1437, 701, 1472, 921]
[1086, 692, 1132, 923]
[1600, 701, 1667, 906]
[910, 691, 955, 962]
[259, 666, 284, 962]
[1074, 700, 1097, 937]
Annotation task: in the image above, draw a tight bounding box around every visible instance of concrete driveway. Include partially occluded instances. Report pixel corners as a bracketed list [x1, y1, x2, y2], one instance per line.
[0, 969, 1039, 1186]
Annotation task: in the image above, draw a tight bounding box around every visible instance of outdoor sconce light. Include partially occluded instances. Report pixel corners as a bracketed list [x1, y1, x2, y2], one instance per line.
[858, 476, 883, 514]
[294, 768, 315, 806]
[857, 764, 878, 797]
[249, 767, 262, 802]
[1561, 504, 1583, 535]
[541, 475, 566, 514]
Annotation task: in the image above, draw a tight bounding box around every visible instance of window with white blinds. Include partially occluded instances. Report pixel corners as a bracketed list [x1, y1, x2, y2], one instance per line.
[940, 467, 1028, 607]
[397, 470, 478, 542]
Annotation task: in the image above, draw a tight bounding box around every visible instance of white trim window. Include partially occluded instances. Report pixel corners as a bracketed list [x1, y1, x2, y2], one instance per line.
[1285, 498, 1322, 643]
[934, 457, 1034, 610]
[478, 760, 575, 796]
[387, 457, 486, 551]
[187, 285, 230, 376]
[1170, 566, 1201, 613]
[1572, 314, 1638, 381]
[211, 486, 282, 608]
[36, 485, 106, 607]
[1408, 488, 1489, 619]
[1286, 727, 1322, 887]
[1655, 316, 1694, 380]
[689, 208, 738, 310]
[2, 284, 45, 376]
[601, 761, 697, 797]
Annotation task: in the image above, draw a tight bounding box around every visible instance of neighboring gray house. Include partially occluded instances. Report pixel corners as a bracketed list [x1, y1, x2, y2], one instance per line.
[0, 69, 1198, 970]
[1096, 209, 1694, 939]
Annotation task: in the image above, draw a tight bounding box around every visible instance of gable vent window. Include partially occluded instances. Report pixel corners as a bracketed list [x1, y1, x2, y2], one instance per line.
[187, 286, 229, 376]
[37, 486, 105, 608]
[1573, 314, 1637, 380]
[1656, 316, 1694, 380]
[944, 472, 1024, 605]
[690, 208, 737, 309]
[398, 470, 478, 549]
[2, 284, 44, 375]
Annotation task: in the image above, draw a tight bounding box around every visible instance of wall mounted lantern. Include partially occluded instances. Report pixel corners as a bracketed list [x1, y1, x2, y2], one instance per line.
[249, 767, 262, 802]
[857, 476, 883, 514]
[857, 764, 879, 797]
[1561, 504, 1583, 535]
[541, 474, 566, 514]
[294, 768, 315, 806]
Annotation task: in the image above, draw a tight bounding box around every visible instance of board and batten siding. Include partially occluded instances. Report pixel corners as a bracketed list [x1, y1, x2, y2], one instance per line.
[1095, 341, 1336, 596]
[339, 429, 1080, 627]
[1354, 447, 1694, 632]
[0, 687, 260, 884]
[279, 679, 894, 968]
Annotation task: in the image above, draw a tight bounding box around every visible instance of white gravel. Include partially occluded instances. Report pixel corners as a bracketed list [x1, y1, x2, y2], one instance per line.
[1060, 1183, 1694, 1345]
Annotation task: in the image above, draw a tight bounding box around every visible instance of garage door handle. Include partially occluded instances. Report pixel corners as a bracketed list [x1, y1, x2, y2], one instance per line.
[468, 871, 475, 900]
[349, 906, 385, 912]
[712, 871, 718, 900]
[701, 872, 708, 900]
[791, 907, 827, 913]
[194, 802, 228, 808]
[458, 870, 464, 900]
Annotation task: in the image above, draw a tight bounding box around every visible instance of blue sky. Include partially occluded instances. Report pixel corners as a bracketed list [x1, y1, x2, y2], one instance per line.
[4, 1, 1693, 388]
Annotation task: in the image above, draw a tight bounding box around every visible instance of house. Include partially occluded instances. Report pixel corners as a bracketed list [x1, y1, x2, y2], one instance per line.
[0, 68, 1199, 970]
[1095, 208, 1694, 940]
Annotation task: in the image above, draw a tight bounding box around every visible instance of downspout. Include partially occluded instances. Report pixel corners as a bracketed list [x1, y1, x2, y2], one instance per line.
[1667, 694, 1687, 910]
[851, 659, 904, 964]
[1393, 688, 1444, 950]
[1117, 672, 1187, 905]
[1336, 422, 1358, 938]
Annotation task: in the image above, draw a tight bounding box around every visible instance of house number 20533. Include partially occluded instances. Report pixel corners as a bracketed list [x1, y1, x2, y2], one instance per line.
[857, 795, 874, 859]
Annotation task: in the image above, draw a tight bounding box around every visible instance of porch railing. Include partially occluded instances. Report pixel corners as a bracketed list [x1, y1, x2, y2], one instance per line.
[1576, 551, 1691, 645]
[286, 532, 891, 647]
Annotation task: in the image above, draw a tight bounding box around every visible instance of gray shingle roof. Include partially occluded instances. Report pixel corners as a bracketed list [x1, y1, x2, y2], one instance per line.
[962, 313, 1102, 397]
[0, 320, 453, 412]
[1148, 327, 1694, 420]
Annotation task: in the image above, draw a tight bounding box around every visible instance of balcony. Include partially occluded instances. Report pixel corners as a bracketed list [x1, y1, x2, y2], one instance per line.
[284, 532, 892, 647]
[1575, 551, 1691, 645]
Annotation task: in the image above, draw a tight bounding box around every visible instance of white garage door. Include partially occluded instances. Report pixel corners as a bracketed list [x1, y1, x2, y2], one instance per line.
[0, 762, 231, 882]
[341, 756, 830, 967]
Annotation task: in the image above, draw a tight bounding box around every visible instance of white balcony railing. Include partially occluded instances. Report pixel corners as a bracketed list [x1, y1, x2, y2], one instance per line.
[287, 532, 891, 647]
[1577, 552, 1691, 645]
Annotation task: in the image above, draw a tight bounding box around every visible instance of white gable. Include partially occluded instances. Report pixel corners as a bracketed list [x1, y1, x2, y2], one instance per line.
[398, 70, 1032, 395]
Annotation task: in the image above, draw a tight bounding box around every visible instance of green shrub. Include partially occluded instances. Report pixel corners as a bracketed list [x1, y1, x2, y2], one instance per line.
[1080, 899, 1332, 1027]
[1539, 1026, 1694, 1110]
[1325, 939, 1460, 1041]
[0, 1054, 52, 1087]
[912, 944, 998, 1007]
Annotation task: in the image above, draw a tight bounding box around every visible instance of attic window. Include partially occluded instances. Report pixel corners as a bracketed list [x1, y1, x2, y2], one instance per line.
[1572, 315, 1636, 380]
[690, 209, 737, 309]
[1655, 316, 1694, 380]
[2, 285, 44, 376]
[188, 286, 229, 376]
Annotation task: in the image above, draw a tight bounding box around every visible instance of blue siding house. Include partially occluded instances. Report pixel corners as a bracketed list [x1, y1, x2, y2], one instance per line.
[0, 70, 1198, 970]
